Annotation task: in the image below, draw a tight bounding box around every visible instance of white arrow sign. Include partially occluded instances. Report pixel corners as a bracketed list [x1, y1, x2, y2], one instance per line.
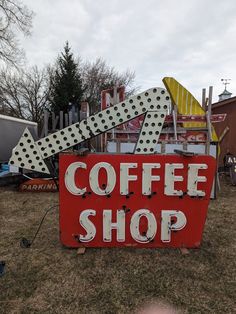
[9, 87, 170, 174]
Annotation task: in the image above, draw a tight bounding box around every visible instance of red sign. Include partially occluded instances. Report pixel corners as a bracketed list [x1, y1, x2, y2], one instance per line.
[59, 154, 216, 248]
[160, 131, 206, 142]
[19, 178, 58, 192]
[101, 86, 125, 110]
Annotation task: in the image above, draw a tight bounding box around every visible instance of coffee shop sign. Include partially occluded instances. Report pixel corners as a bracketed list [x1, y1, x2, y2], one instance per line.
[59, 154, 216, 248]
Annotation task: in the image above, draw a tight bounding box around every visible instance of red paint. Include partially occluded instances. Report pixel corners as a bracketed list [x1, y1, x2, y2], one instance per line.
[59, 153, 216, 248]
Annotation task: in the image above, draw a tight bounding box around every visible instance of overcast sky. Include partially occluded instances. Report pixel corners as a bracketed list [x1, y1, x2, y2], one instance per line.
[21, 0, 236, 103]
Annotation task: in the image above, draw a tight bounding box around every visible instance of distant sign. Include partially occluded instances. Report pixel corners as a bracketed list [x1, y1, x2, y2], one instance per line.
[59, 153, 216, 248]
[225, 154, 236, 185]
[101, 86, 125, 110]
[19, 178, 58, 192]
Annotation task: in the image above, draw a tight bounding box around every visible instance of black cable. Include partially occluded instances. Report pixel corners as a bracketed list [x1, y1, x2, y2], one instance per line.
[19, 156, 59, 249]
[0, 204, 59, 278]
[20, 204, 59, 248]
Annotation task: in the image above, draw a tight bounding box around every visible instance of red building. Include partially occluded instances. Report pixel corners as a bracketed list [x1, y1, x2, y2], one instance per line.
[212, 90, 236, 167]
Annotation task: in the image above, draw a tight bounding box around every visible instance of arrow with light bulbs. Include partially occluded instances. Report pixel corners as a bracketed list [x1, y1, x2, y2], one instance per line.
[9, 87, 170, 174]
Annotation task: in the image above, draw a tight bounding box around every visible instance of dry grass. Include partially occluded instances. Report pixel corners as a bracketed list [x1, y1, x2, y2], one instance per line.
[0, 177, 235, 313]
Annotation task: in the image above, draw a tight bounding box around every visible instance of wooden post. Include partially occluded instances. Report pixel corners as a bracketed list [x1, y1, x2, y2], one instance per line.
[77, 247, 86, 255]
[117, 139, 121, 153]
[96, 135, 102, 152]
[206, 86, 213, 154]
[208, 86, 213, 111]
[53, 116, 59, 131]
[112, 86, 118, 141]
[172, 105, 178, 142]
[40, 125, 45, 139]
[68, 111, 73, 125]
[43, 109, 48, 136]
[72, 105, 76, 123]
[52, 112, 55, 131]
[60, 111, 63, 130]
[202, 88, 206, 110]
[161, 141, 166, 154]
[219, 126, 229, 143]
[74, 112, 78, 123]
[65, 113, 68, 127]
[183, 141, 188, 151]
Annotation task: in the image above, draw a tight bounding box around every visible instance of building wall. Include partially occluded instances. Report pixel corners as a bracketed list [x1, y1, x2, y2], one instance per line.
[0, 114, 38, 163]
[212, 97, 236, 167]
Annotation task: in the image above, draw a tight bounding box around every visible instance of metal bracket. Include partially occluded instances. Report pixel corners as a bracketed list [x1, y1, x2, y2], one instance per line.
[174, 149, 196, 157]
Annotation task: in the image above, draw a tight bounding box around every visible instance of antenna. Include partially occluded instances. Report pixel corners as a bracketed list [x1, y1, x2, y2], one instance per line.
[221, 78, 231, 90]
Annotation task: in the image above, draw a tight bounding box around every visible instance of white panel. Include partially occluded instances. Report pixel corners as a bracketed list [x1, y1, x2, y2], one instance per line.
[121, 143, 136, 153]
[9, 165, 19, 173]
[106, 142, 135, 153]
[107, 143, 217, 157]
[106, 141, 117, 153]
[165, 144, 183, 153]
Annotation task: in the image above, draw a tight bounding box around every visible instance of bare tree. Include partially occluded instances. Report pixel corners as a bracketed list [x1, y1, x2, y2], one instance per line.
[81, 58, 138, 113]
[0, 66, 50, 125]
[0, 0, 33, 66]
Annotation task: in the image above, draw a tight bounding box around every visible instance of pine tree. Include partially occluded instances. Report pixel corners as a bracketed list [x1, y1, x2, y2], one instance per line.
[50, 42, 84, 115]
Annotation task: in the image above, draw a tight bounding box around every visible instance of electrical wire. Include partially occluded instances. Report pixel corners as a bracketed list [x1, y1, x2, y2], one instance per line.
[0, 203, 59, 277]
[20, 204, 59, 248]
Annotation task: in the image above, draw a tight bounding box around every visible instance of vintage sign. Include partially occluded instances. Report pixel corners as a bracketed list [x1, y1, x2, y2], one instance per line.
[101, 86, 125, 110]
[224, 154, 236, 185]
[59, 153, 216, 248]
[19, 178, 58, 192]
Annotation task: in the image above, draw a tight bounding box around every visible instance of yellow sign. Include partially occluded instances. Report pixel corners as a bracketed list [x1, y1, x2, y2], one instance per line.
[163, 77, 218, 142]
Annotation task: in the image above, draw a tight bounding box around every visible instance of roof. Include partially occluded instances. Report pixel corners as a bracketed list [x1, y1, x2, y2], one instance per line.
[218, 89, 232, 96]
[212, 95, 236, 109]
[0, 114, 37, 126]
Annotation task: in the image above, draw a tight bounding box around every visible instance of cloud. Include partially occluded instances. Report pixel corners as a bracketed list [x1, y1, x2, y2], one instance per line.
[21, 0, 236, 102]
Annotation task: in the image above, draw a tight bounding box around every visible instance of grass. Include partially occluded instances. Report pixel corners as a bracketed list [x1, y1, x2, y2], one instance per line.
[0, 176, 235, 313]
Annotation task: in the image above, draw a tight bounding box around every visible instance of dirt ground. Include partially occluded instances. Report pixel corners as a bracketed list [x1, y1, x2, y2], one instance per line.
[0, 176, 235, 314]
